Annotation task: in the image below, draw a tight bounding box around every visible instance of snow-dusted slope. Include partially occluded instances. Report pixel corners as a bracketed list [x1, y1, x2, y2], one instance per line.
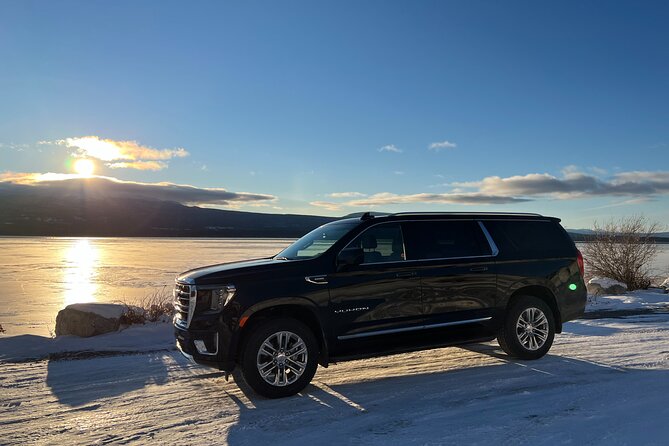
[1, 313, 668, 445]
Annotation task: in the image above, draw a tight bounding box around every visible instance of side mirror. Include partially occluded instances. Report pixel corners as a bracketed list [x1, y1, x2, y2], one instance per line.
[337, 247, 364, 271]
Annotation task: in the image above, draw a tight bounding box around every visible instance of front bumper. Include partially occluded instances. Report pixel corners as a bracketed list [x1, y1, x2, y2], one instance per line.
[174, 319, 236, 371]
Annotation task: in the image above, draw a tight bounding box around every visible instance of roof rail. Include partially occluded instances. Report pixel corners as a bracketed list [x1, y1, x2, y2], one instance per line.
[390, 211, 544, 217]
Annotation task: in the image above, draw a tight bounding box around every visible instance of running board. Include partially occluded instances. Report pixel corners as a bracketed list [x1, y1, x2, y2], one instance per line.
[337, 317, 493, 340]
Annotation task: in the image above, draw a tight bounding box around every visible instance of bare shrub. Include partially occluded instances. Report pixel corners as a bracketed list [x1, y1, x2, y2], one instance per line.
[582, 216, 663, 290]
[119, 287, 174, 325]
[0, 323, 5, 334]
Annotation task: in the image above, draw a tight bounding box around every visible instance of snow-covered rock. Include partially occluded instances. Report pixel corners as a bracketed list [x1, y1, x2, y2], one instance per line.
[661, 277, 669, 293]
[587, 277, 628, 296]
[55, 303, 125, 337]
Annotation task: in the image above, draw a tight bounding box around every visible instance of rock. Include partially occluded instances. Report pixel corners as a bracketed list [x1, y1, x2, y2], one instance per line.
[661, 277, 669, 294]
[586, 277, 628, 296]
[55, 303, 125, 337]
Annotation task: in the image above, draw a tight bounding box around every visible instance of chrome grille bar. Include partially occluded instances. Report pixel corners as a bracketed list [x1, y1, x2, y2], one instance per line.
[174, 281, 197, 329]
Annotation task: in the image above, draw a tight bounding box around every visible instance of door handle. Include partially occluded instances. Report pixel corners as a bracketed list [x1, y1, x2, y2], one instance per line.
[396, 271, 417, 278]
[305, 275, 328, 285]
[469, 266, 488, 272]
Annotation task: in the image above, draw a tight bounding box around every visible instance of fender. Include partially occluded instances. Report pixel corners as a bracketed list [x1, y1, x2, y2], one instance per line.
[501, 278, 559, 305]
[234, 296, 331, 367]
[500, 278, 563, 332]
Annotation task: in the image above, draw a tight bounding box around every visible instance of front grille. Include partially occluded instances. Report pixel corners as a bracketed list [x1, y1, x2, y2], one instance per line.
[174, 282, 196, 328]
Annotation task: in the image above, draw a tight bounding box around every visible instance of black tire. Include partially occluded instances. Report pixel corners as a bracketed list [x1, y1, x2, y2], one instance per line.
[497, 295, 555, 360]
[239, 318, 318, 398]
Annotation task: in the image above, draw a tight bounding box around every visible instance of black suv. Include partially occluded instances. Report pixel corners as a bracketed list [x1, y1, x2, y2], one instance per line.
[174, 212, 586, 398]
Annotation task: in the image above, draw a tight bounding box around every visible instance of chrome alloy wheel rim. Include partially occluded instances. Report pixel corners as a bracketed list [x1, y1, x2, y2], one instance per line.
[256, 331, 308, 387]
[516, 307, 549, 351]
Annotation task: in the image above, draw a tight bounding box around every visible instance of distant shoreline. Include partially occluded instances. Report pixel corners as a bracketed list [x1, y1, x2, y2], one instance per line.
[1, 233, 668, 243]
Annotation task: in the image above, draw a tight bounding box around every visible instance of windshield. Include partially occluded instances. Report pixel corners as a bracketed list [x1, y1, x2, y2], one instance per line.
[276, 220, 359, 260]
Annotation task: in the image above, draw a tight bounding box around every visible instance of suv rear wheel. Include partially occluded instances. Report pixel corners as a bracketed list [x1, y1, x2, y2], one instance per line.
[239, 318, 318, 398]
[497, 295, 555, 360]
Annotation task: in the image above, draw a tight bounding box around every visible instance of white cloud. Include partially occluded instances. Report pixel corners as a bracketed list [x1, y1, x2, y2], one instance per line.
[309, 201, 342, 211]
[107, 161, 168, 171]
[329, 192, 366, 198]
[428, 140, 457, 151]
[47, 136, 189, 171]
[394, 171, 405, 175]
[378, 144, 402, 153]
[456, 170, 669, 198]
[324, 168, 669, 208]
[346, 192, 527, 206]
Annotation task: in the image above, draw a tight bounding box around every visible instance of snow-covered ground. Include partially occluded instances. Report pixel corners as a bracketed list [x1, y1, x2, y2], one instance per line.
[1, 294, 668, 445]
[586, 288, 669, 314]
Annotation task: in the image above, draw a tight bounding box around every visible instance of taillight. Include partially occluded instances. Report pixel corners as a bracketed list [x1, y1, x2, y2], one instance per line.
[576, 249, 585, 277]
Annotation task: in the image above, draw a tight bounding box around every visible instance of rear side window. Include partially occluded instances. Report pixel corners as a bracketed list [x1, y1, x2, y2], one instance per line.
[483, 220, 574, 259]
[403, 220, 491, 260]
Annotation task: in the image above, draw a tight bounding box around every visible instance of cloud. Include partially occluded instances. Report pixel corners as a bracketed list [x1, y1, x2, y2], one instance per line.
[589, 197, 653, 210]
[310, 201, 342, 211]
[346, 192, 528, 206]
[0, 173, 275, 206]
[47, 136, 189, 170]
[461, 170, 669, 198]
[107, 161, 168, 171]
[394, 171, 405, 175]
[378, 144, 402, 153]
[329, 192, 366, 198]
[428, 140, 457, 151]
[324, 168, 669, 208]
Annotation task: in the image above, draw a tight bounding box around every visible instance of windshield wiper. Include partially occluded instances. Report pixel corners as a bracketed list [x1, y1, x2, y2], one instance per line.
[274, 256, 289, 260]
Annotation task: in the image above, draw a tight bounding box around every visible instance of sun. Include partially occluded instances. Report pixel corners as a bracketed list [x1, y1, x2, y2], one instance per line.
[74, 159, 95, 177]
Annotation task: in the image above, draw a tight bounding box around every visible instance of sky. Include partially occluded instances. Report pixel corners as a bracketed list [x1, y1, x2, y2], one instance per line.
[1, 0, 668, 228]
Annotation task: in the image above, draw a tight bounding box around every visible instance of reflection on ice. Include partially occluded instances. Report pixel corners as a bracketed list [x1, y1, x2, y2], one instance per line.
[63, 239, 99, 306]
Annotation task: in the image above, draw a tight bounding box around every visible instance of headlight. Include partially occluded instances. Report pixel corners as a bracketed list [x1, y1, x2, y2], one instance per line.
[210, 285, 237, 311]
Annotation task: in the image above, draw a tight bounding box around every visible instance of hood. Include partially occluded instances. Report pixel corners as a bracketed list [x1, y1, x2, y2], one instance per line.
[177, 257, 288, 284]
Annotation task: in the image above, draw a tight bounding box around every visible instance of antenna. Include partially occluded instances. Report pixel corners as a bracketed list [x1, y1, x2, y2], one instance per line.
[360, 212, 374, 221]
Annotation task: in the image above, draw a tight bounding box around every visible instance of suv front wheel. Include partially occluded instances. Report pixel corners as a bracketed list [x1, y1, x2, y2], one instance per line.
[497, 295, 555, 360]
[239, 318, 319, 398]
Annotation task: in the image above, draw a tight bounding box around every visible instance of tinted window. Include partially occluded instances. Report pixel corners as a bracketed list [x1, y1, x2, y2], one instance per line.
[276, 220, 359, 260]
[404, 220, 491, 260]
[346, 223, 405, 264]
[483, 220, 574, 258]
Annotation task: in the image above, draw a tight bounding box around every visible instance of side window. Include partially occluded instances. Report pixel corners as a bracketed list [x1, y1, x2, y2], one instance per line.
[347, 223, 406, 264]
[483, 220, 574, 258]
[404, 220, 491, 260]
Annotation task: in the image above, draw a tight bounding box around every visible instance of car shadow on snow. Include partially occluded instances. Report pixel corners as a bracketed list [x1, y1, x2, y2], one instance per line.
[46, 352, 170, 407]
[222, 344, 668, 445]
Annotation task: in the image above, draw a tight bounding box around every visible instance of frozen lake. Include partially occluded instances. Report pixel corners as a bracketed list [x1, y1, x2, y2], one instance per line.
[1, 237, 667, 337]
[0, 237, 293, 336]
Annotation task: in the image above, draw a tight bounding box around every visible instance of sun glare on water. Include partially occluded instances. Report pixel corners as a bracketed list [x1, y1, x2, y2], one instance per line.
[74, 158, 95, 177]
[63, 239, 99, 306]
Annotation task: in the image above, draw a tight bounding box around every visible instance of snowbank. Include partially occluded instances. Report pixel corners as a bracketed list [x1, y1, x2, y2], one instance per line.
[0, 322, 174, 362]
[586, 288, 669, 313]
[586, 277, 627, 296]
[588, 277, 627, 290]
